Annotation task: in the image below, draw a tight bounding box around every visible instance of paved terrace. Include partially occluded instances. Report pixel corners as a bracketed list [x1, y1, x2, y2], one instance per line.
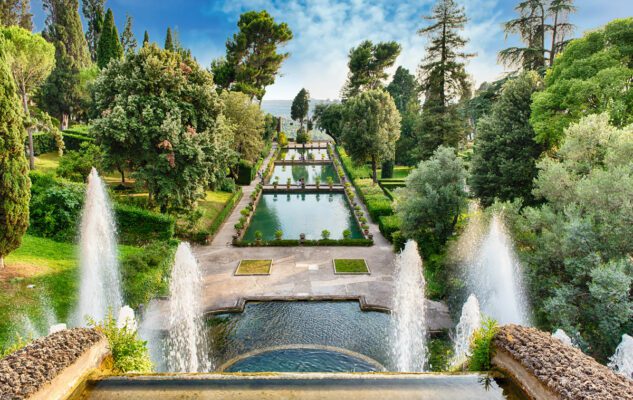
[192, 143, 452, 330]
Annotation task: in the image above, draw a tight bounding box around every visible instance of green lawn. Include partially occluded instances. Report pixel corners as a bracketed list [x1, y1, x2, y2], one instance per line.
[333, 259, 369, 274]
[34, 152, 60, 175]
[235, 259, 272, 275]
[0, 235, 141, 351]
[377, 166, 413, 180]
[198, 191, 233, 228]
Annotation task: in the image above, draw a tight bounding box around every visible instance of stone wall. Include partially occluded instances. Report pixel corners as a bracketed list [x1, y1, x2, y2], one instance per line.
[492, 324, 633, 400]
[0, 328, 109, 400]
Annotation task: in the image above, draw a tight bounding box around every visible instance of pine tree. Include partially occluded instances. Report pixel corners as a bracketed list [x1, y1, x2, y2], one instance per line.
[164, 27, 174, 51]
[0, 0, 33, 30]
[81, 0, 105, 62]
[416, 0, 474, 159]
[143, 30, 149, 47]
[342, 40, 401, 98]
[96, 8, 123, 69]
[0, 36, 30, 269]
[120, 14, 137, 54]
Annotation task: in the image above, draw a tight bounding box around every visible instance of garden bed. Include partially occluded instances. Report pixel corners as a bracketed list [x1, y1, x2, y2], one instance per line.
[235, 259, 273, 276]
[333, 259, 370, 274]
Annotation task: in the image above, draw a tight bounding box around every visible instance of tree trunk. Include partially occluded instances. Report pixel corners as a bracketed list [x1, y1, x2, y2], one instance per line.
[0, 255, 4, 269]
[61, 113, 69, 130]
[118, 165, 126, 184]
[371, 156, 378, 183]
[20, 89, 34, 170]
[550, 11, 559, 67]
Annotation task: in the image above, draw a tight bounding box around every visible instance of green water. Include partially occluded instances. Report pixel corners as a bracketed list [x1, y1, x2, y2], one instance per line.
[280, 148, 329, 160]
[269, 164, 340, 185]
[243, 193, 363, 240]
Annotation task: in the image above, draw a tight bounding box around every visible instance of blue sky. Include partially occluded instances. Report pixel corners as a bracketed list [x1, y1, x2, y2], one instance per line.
[31, 0, 633, 100]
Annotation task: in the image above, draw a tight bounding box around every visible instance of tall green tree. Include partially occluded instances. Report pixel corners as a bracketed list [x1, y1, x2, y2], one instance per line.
[164, 27, 174, 51]
[470, 72, 543, 207]
[81, 0, 105, 62]
[39, 0, 90, 129]
[221, 90, 264, 164]
[212, 10, 292, 103]
[342, 40, 401, 98]
[0, 35, 30, 269]
[120, 14, 137, 54]
[395, 146, 467, 254]
[499, 0, 576, 71]
[96, 8, 123, 69]
[530, 18, 633, 149]
[0, 0, 32, 30]
[290, 88, 309, 131]
[142, 30, 149, 47]
[92, 44, 233, 212]
[313, 102, 344, 143]
[416, 0, 474, 159]
[0, 26, 55, 169]
[387, 66, 420, 166]
[341, 89, 401, 182]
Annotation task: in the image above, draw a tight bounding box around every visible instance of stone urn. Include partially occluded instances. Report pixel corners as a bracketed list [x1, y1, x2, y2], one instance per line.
[300, 233, 306, 243]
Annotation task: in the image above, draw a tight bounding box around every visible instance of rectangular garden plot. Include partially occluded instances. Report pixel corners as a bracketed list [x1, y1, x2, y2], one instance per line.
[333, 259, 370, 274]
[235, 259, 273, 276]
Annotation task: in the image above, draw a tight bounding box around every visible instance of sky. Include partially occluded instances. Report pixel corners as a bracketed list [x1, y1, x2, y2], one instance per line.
[31, 0, 633, 100]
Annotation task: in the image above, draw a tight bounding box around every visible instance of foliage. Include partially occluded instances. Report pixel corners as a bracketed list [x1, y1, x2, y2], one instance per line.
[278, 131, 288, 147]
[395, 146, 467, 255]
[81, 0, 105, 62]
[530, 18, 633, 149]
[295, 128, 310, 144]
[0, 36, 30, 268]
[468, 318, 498, 371]
[92, 44, 232, 212]
[118, 14, 137, 54]
[0, 0, 33, 30]
[0, 334, 30, 358]
[333, 259, 368, 273]
[378, 215, 400, 242]
[386, 66, 419, 113]
[212, 10, 292, 102]
[56, 142, 103, 182]
[96, 8, 123, 69]
[506, 114, 633, 360]
[120, 241, 175, 309]
[114, 204, 175, 245]
[321, 229, 330, 240]
[291, 88, 310, 130]
[416, 0, 473, 159]
[313, 102, 344, 143]
[499, 0, 575, 71]
[342, 40, 401, 98]
[221, 90, 263, 164]
[341, 89, 400, 182]
[88, 311, 153, 373]
[470, 72, 543, 206]
[465, 78, 506, 135]
[386, 66, 421, 165]
[28, 174, 83, 241]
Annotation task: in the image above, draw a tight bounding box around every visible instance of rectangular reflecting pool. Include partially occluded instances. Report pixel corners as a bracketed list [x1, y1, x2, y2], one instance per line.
[280, 148, 329, 160]
[269, 164, 340, 185]
[243, 193, 363, 241]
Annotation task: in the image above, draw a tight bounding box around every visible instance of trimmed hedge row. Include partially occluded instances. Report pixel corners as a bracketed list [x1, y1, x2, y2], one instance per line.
[378, 215, 400, 242]
[236, 142, 274, 185]
[190, 188, 243, 244]
[62, 132, 94, 151]
[30, 131, 57, 155]
[234, 238, 374, 247]
[378, 180, 406, 201]
[114, 204, 175, 245]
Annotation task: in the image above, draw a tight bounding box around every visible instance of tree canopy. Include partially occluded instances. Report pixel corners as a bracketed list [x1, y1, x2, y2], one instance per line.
[313, 102, 344, 143]
[341, 89, 400, 182]
[290, 88, 310, 130]
[81, 0, 105, 62]
[92, 44, 233, 211]
[96, 8, 123, 69]
[530, 18, 633, 149]
[0, 0, 32, 30]
[221, 90, 264, 164]
[212, 10, 292, 102]
[120, 14, 137, 54]
[470, 71, 543, 206]
[387, 67, 420, 166]
[342, 40, 401, 98]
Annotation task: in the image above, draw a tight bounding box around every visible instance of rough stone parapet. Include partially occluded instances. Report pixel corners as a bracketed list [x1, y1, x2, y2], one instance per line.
[493, 324, 633, 400]
[0, 328, 106, 400]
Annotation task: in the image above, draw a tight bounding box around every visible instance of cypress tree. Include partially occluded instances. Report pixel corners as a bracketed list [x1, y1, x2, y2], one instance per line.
[164, 27, 173, 51]
[143, 30, 149, 46]
[96, 8, 123, 69]
[0, 36, 30, 269]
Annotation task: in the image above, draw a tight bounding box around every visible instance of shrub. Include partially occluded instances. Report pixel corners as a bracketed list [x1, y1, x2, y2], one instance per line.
[31, 131, 57, 155]
[88, 311, 153, 373]
[62, 131, 95, 151]
[56, 142, 104, 182]
[217, 177, 236, 193]
[236, 159, 256, 185]
[278, 132, 288, 147]
[366, 197, 393, 221]
[342, 229, 351, 239]
[0, 334, 31, 358]
[255, 230, 263, 240]
[391, 230, 406, 252]
[378, 215, 400, 242]
[240, 209, 250, 216]
[468, 318, 499, 371]
[296, 129, 310, 144]
[115, 205, 175, 245]
[29, 178, 84, 241]
[120, 241, 176, 308]
[234, 222, 243, 230]
[275, 230, 283, 240]
[321, 229, 330, 240]
[381, 160, 394, 179]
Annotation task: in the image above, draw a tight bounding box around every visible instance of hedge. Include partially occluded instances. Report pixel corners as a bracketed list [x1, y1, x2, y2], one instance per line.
[62, 132, 94, 151]
[114, 204, 175, 245]
[336, 146, 371, 179]
[234, 238, 374, 247]
[378, 215, 400, 242]
[189, 188, 243, 243]
[30, 131, 57, 155]
[366, 197, 393, 221]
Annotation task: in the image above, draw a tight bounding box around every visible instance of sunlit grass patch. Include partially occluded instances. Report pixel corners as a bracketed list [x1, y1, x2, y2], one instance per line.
[333, 259, 369, 274]
[235, 259, 272, 275]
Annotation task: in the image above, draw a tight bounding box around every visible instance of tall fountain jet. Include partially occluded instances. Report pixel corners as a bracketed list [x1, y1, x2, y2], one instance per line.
[609, 334, 633, 380]
[391, 240, 427, 372]
[467, 214, 529, 326]
[451, 294, 482, 368]
[76, 168, 121, 325]
[165, 242, 210, 372]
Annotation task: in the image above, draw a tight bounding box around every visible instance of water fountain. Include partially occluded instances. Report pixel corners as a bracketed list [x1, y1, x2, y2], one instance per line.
[390, 240, 427, 372]
[451, 294, 482, 369]
[165, 242, 210, 372]
[75, 168, 121, 325]
[117, 305, 137, 331]
[466, 214, 529, 326]
[608, 334, 633, 380]
[552, 329, 575, 347]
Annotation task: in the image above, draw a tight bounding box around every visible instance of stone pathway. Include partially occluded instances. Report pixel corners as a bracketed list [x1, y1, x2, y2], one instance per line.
[192, 143, 451, 331]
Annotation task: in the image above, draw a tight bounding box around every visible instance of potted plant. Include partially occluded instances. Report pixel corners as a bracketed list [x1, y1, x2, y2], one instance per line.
[273, 176, 279, 189]
[327, 176, 333, 189]
[291, 154, 296, 161]
[255, 230, 263, 244]
[301, 179, 306, 190]
[321, 229, 330, 240]
[342, 229, 351, 239]
[275, 230, 283, 240]
[286, 177, 291, 189]
[315, 176, 321, 189]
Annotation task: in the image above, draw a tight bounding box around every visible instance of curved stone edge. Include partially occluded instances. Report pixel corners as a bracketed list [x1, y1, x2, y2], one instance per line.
[492, 324, 633, 400]
[0, 328, 109, 400]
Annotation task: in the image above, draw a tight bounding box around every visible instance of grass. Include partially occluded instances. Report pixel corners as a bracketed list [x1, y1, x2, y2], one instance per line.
[0, 234, 141, 351]
[235, 259, 272, 275]
[333, 259, 369, 274]
[377, 166, 413, 180]
[197, 191, 233, 228]
[34, 152, 60, 175]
